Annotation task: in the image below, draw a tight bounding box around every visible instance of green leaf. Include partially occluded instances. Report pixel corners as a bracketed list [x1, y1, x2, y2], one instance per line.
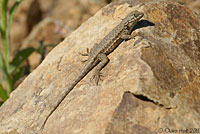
[7, 64, 16, 74]
[7, 0, 24, 83]
[8, 0, 23, 41]
[11, 47, 36, 71]
[9, 0, 22, 16]
[0, 83, 8, 102]
[0, 53, 5, 70]
[7, 0, 23, 69]
[8, 1, 21, 32]
[13, 67, 23, 85]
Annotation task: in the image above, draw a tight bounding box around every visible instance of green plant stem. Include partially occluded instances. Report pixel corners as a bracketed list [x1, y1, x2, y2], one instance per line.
[0, 53, 13, 94]
[1, 0, 9, 69]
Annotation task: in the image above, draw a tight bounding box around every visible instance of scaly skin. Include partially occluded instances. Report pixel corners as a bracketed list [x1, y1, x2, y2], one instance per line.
[41, 10, 144, 130]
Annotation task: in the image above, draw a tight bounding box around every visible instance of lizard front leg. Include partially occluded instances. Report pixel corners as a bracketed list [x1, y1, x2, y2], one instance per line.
[79, 48, 91, 63]
[120, 32, 137, 40]
[79, 48, 90, 56]
[79, 43, 99, 63]
[91, 53, 109, 85]
[120, 31, 144, 40]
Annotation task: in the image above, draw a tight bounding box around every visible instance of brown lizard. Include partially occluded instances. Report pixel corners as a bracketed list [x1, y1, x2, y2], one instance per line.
[42, 10, 144, 129]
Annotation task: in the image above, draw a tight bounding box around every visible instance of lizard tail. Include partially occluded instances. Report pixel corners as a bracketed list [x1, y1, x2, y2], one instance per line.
[41, 62, 92, 130]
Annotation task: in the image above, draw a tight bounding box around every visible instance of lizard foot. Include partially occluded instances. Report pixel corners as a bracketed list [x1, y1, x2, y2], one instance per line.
[90, 70, 103, 85]
[79, 48, 90, 56]
[79, 48, 91, 63]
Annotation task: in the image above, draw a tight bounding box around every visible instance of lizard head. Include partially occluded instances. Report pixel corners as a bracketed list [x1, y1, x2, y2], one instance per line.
[124, 11, 144, 27]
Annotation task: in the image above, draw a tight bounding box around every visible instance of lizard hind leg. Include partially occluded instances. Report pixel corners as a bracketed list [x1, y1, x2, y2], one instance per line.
[91, 53, 109, 85]
[90, 71, 104, 85]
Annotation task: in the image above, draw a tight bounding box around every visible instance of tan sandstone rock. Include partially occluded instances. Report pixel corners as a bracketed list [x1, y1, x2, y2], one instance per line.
[0, 0, 199, 134]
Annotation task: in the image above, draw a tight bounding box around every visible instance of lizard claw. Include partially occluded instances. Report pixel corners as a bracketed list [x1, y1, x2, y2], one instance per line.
[90, 70, 103, 85]
[79, 48, 91, 63]
[79, 48, 91, 56]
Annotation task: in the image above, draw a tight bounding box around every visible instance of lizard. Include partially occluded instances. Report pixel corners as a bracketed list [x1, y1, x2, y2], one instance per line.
[41, 10, 144, 129]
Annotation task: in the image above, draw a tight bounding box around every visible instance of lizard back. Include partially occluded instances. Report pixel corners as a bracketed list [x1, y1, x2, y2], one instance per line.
[90, 10, 144, 57]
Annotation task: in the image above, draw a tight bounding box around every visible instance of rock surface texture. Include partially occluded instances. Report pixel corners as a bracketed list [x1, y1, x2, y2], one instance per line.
[0, 0, 200, 134]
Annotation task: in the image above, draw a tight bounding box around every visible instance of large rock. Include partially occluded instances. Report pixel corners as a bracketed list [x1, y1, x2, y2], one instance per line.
[0, 0, 199, 134]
